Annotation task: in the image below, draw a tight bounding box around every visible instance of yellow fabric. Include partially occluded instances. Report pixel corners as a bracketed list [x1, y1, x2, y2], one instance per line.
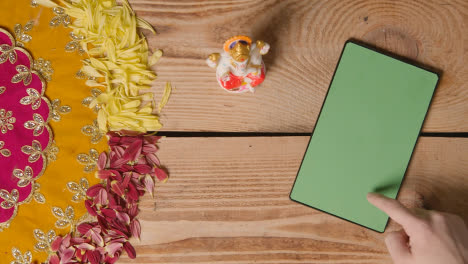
[0, 0, 107, 263]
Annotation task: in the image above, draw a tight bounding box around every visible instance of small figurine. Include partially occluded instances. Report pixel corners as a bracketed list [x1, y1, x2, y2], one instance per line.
[206, 36, 270, 93]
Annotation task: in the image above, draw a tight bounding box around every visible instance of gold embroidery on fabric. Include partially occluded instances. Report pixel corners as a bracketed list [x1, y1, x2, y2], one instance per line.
[0, 109, 16, 134]
[51, 205, 75, 229]
[81, 88, 102, 113]
[75, 69, 96, 80]
[24, 113, 45, 136]
[51, 99, 71, 122]
[11, 247, 32, 264]
[0, 189, 19, 209]
[65, 32, 84, 54]
[44, 140, 59, 163]
[0, 86, 5, 94]
[21, 140, 42, 163]
[0, 141, 11, 157]
[82, 120, 104, 144]
[32, 182, 45, 204]
[33, 229, 56, 252]
[50, 7, 71, 27]
[13, 166, 34, 188]
[20, 88, 42, 110]
[33, 58, 54, 82]
[12, 65, 33, 86]
[77, 149, 99, 173]
[67, 178, 89, 202]
[0, 43, 17, 64]
[14, 21, 34, 47]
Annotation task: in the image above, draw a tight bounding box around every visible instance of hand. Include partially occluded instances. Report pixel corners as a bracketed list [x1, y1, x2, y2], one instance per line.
[367, 193, 468, 264]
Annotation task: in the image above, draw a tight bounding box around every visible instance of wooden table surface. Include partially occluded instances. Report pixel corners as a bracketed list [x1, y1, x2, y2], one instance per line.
[123, 0, 468, 263]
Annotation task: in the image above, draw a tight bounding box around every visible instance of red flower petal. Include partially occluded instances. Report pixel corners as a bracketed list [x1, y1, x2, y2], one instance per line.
[86, 184, 103, 197]
[110, 180, 125, 197]
[123, 241, 136, 259]
[134, 164, 152, 174]
[77, 223, 94, 235]
[127, 182, 139, 201]
[50, 236, 63, 251]
[86, 250, 101, 264]
[122, 139, 143, 162]
[101, 208, 116, 218]
[154, 167, 168, 181]
[49, 254, 60, 264]
[85, 200, 98, 216]
[122, 172, 132, 188]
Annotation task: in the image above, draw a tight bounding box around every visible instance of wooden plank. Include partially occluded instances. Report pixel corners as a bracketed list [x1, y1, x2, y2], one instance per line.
[130, 0, 468, 133]
[119, 137, 468, 263]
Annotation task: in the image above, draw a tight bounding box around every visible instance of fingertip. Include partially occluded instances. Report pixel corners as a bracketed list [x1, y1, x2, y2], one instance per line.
[367, 192, 383, 203]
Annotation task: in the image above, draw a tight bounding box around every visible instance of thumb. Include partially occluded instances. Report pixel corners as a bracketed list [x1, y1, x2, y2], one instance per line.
[385, 230, 411, 263]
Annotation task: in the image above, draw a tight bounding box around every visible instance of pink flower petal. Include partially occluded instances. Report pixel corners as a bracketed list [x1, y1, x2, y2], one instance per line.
[97, 152, 108, 170]
[130, 219, 141, 240]
[123, 241, 136, 259]
[142, 144, 158, 154]
[76, 243, 96, 250]
[61, 248, 75, 263]
[143, 174, 154, 198]
[106, 242, 123, 257]
[116, 211, 130, 225]
[146, 153, 160, 166]
[90, 229, 104, 247]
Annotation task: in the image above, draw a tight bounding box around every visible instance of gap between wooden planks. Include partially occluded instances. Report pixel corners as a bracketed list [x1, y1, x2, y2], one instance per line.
[119, 136, 468, 264]
[131, 0, 468, 133]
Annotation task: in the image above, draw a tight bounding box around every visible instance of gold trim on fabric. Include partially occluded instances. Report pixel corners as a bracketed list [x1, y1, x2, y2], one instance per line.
[81, 120, 103, 144]
[51, 205, 75, 229]
[76, 148, 99, 173]
[50, 98, 71, 122]
[33, 228, 56, 252]
[14, 21, 34, 47]
[66, 178, 89, 203]
[10, 247, 33, 264]
[32, 58, 54, 82]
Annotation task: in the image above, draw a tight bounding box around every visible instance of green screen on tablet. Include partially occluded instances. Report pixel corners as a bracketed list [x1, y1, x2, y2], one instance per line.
[290, 41, 439, 232]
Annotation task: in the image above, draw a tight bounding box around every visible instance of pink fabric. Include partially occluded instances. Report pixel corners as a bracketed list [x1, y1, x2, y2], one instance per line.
[0, 29, 51, 223]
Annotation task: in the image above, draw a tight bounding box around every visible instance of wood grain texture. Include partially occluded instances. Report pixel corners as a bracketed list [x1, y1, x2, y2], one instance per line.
[119, 137, 468, 263]
[129, 0, 468, 132]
